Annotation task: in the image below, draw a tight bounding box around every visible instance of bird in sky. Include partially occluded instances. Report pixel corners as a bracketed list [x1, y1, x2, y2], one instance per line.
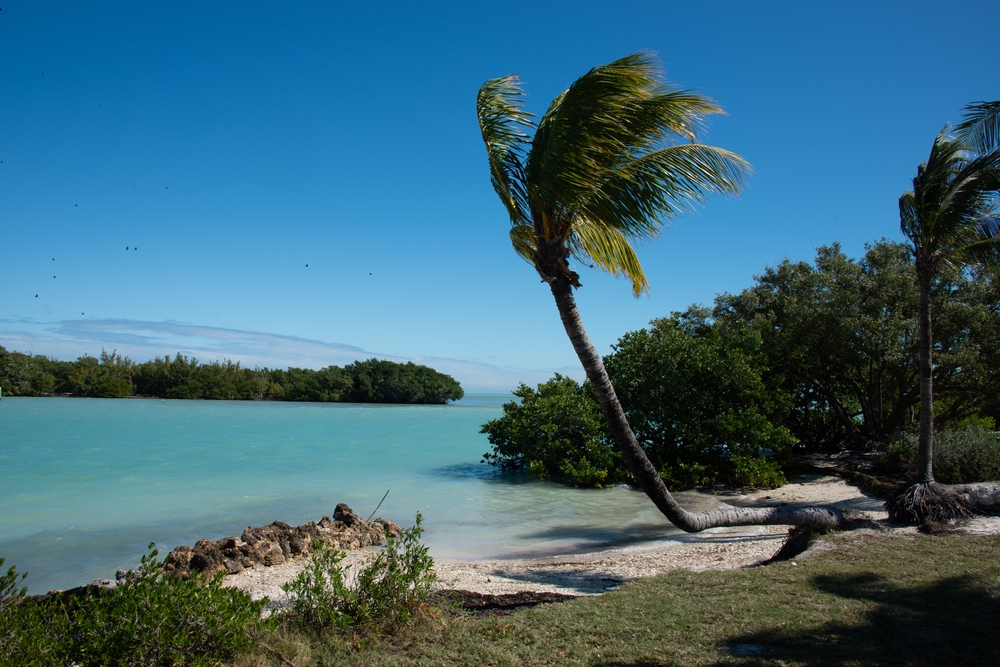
[35, 294, 38, 298]
[306, 264, 309, 267]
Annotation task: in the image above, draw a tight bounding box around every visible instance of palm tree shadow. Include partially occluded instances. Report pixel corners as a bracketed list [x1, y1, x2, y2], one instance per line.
[712, 572, 1000, 666]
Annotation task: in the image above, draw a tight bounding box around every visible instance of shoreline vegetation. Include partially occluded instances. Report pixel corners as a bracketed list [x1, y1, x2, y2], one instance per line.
[6, 474, 1000, 665]
[0, 347, 463, 404]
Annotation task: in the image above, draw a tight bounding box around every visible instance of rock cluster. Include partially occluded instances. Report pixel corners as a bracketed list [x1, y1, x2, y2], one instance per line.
[163, 504, 401, 580]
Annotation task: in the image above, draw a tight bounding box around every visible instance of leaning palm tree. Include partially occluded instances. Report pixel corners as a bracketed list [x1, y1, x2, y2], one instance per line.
[888, 106, 1000, 524]
[477, 52, 846, 532]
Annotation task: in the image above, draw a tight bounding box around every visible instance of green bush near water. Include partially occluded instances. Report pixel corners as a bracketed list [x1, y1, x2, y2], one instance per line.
[0, 546, 273, 667]
[282, 515, 436, 634]
[1, 517, 436, 667]
[480, 375, 620, 487]
[481, 313, 793, 490]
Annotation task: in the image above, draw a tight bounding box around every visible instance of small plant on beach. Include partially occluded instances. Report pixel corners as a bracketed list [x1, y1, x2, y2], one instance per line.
[282, 514, 435, 634]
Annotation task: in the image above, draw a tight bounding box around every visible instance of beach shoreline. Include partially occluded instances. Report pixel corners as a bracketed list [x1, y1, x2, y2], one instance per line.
[224, 473, 960, 607]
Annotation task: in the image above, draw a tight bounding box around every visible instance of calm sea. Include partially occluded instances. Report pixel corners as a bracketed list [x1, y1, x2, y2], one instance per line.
[0, 395, 720, 594]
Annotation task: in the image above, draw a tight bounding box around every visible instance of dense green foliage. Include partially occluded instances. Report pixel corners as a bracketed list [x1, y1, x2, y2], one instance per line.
[605, 313, 792, 488]
[481, 315, 791, 489]
[0, 546, 273, 667]
[0, 349, 463, 404]
[482, 240, 1000, 490]
[481, 375, 619, 487]
[716, 240, 1000, 450]
[282, 515, 436, 634]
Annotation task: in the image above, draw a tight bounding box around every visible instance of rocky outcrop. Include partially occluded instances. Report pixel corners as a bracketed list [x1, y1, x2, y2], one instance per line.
[163, 504, 401, 580]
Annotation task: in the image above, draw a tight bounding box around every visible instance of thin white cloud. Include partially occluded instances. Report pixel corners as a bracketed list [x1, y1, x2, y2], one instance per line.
[0, 318, 581, 393]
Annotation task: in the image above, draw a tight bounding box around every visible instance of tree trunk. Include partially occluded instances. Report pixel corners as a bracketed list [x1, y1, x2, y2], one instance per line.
[915, 265, 935, 483]
[547, 277, 847, 532]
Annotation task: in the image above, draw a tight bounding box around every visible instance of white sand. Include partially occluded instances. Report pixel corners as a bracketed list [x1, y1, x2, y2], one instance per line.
[223, 474, 997, 606]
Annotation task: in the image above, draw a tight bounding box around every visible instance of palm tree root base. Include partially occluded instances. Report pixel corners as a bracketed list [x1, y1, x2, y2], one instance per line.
[886, 481, 976, 525]
[764, 526, 821, 563]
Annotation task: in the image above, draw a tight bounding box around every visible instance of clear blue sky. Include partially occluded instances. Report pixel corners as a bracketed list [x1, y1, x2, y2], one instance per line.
[2, 1, 997, 392]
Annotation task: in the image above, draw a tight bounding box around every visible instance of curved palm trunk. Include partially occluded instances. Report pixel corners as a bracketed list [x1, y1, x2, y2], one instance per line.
[915, 267, 935, 482]
[548, 278, 846, 532]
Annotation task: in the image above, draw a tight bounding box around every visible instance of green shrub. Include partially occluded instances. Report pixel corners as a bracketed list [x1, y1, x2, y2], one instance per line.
[875, 425, 1000, 484]
[0, 557, 26, 608]
[0, 558, 65, 667]
[282, 514, 435, 634]
[480, 375, 622, 487]
[729, 454, 787, 488]
[0, 545, 273, 667]
[605, 314, 795, 489]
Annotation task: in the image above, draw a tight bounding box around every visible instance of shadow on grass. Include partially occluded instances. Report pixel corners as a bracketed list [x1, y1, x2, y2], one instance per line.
[715, 572, 1000, 665]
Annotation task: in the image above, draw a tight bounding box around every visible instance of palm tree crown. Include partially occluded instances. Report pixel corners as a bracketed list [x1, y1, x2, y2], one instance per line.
[477, 52, 751, 296]
[900, 129, 1000, 278]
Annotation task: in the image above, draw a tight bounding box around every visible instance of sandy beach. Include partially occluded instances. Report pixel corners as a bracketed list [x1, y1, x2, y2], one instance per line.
[222, 473, 979, 610]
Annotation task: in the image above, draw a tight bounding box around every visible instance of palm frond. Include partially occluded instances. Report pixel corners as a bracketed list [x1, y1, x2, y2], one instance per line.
[509, 223, 536, 262]
[582, 144, 751, 240]
[477, 75, 534, 227]
[956, 101, 1000, 154]
[526, 52, 727, 222]
[569, 217, 649, 295]
[899, 191, 922, 248]
[901, 128, 1000, 272]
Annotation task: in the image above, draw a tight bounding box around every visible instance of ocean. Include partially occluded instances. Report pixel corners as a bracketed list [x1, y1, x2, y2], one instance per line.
[0, 395, 720, 594]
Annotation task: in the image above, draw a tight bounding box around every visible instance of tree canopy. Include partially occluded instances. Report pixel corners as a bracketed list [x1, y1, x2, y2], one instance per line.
[0, 349, 463, 404]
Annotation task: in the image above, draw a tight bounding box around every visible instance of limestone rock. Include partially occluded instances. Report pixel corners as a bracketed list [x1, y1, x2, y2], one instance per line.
[162, 505, 402, 579]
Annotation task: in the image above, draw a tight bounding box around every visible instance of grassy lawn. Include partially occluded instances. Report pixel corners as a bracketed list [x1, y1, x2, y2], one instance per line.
[246, 531, 1000, 667]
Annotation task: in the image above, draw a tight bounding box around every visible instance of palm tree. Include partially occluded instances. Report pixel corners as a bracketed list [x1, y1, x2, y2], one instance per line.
[888, 105, 1000, 524]
[477, 53, 847, 532]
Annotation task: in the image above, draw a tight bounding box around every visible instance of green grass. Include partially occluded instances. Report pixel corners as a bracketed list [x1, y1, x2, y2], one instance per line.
[243, 531, 1000, 666]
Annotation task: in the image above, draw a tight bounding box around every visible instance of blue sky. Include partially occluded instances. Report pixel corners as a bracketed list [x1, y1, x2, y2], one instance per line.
[2, 1, 997, 392]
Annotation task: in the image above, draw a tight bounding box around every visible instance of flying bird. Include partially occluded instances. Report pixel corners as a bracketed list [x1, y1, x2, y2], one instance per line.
[35, 294, 38, 298]
[306, 264, 309, 267]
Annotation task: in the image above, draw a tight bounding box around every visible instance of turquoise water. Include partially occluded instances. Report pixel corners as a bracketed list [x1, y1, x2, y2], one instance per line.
[0, 396, 719, 594]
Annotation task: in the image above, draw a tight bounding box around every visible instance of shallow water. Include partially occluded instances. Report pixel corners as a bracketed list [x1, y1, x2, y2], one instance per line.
[0, 395, 720, 593]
